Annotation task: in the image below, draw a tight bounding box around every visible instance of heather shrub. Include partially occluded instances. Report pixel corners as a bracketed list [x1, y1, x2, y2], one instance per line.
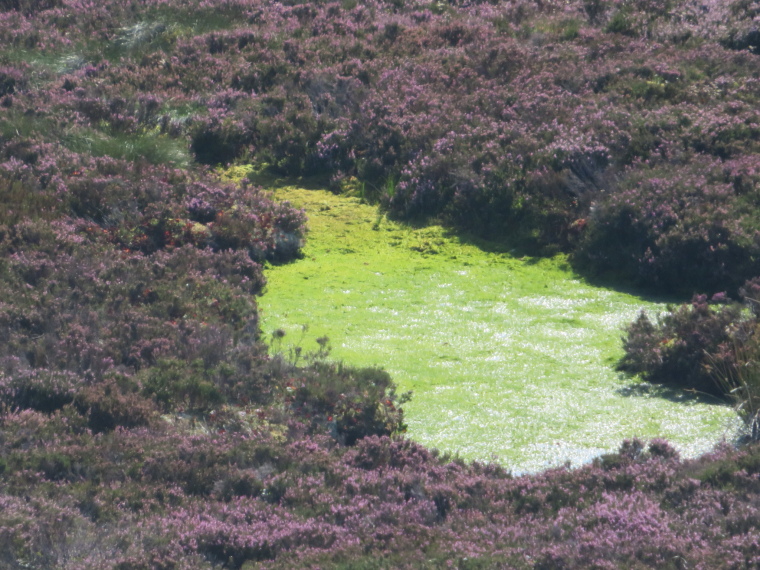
[74, 376, 159, 432]
[0, 213, 296, 429]
[0, 176, 61, 225]
[740, 276, 760, 316]
[0, 364, 153, 433]
[64, 165, 305, 261]
[140, 358, 224, 413]
[249, 88, 325, 175]
[706, 286, 760, 432]
[714, 334, 760, 436]
[619, 281, 760, 428]
[2, 409, 760, 569]
[618, 293, 743, 395]
[576, 159, 760, 294]
[290, 362, 410, 445]
[0, 369, 81, 414]
[0, 0, 62, 14]
[189, 113, 249, 165]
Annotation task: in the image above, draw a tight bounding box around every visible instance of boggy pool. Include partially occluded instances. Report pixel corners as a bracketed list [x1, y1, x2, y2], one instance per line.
[259, 185, 740, 473]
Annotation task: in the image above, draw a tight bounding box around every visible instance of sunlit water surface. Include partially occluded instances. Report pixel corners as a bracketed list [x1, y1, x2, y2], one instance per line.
[259, 185, 741, 474]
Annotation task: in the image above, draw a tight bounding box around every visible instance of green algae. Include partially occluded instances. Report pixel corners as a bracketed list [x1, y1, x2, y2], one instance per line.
[259, 185, 741, 473]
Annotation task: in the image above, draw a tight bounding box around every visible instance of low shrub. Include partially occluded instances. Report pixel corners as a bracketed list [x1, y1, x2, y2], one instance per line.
[190, 113, 249, 166]
[576, 159, 760, 294]
[74, 377, 159, 432]
[618, 280, 760, 418]
[140, 358, 223, 413]
[2, 0, 759, 289]
[281, 358, 410, 446]
[5, 0, 760, 566]
[618, 293, 743, 396]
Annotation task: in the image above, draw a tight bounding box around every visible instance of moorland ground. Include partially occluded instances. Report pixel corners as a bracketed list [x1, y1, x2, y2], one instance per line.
[3, 0, 760, 567]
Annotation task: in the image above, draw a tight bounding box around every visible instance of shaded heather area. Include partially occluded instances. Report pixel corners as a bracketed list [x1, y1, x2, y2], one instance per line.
[619, 280, 760, 432]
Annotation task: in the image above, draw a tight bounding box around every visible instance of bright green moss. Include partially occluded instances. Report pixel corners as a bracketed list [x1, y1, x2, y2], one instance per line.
[260, 185, 740, 473]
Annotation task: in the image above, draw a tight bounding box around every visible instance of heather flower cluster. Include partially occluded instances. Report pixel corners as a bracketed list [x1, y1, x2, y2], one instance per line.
[4, 0, 760, 566]
[5, 422, 760, 568]
[2, 0, 759, 291]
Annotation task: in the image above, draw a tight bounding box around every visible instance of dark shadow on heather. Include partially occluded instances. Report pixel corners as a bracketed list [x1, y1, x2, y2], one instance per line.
[568, 264, 686, 305]
[439, 225, 683, 307]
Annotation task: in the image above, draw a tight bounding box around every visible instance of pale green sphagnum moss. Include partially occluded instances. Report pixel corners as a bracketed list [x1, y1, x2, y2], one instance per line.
[259, 185, 740, 473]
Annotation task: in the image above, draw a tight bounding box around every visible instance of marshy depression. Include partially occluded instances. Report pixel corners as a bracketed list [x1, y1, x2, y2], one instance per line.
[260, 186, 740, 473]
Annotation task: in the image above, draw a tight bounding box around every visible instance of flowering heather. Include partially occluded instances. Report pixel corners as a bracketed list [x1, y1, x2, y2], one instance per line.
[1, 0, 759, 291]
[2, 0, 760, 566]
[5, 424, 760, 568]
